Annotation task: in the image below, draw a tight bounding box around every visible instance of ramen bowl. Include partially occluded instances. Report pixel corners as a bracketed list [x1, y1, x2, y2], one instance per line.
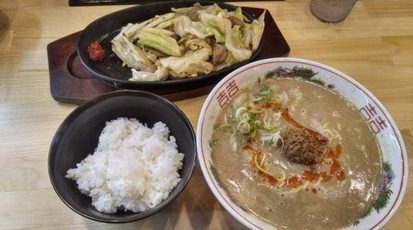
[48, 90, 196, 223]
[196, 58, 408, 229]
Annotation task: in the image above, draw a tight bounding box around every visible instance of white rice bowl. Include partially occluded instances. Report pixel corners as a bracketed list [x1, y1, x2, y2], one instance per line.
[66, 117, 184, 214]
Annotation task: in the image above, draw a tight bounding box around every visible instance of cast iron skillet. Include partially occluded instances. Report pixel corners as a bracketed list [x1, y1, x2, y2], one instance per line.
[77, 1, 264, 89]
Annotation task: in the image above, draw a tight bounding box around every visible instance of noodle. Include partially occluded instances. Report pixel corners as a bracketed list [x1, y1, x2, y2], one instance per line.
[211, 78, 382, 229]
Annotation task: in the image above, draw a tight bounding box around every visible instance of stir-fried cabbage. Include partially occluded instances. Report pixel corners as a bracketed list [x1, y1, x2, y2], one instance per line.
[159, 47, 214, 78]
[112, 2, 266, 81]
[174, 16, 211, 39]
[137, 27, 181, 57]
[226, 25, 252, 62]
[112, 34, 152, 70]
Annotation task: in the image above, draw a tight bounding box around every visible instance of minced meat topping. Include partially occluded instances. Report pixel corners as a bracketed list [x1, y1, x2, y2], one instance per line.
[277, 127, 329, 165]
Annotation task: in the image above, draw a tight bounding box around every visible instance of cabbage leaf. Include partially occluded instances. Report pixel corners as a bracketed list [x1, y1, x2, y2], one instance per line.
[137, 28, 181, 57]
[225, 25, 252, 62]
[130, 65, 169, 81]
[199, 11, 231, 35]
[159, 47, 213, 78]
[173, 16, 211, 39]
[251, 10, 266, 51]
[111, 34, 152, 69]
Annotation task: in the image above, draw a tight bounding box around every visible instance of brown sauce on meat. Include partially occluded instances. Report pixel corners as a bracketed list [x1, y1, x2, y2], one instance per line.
[211, 78, 382, 229]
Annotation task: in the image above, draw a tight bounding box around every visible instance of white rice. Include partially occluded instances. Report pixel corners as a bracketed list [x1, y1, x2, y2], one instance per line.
[66, 117, 184, 214]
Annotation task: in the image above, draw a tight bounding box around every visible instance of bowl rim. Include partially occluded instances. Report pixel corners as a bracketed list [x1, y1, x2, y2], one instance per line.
[48, 89, 197, 223]
[196, 57, 409, 229]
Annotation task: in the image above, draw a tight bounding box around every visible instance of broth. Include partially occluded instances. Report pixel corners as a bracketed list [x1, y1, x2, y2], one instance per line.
[211, 78, 382, 229]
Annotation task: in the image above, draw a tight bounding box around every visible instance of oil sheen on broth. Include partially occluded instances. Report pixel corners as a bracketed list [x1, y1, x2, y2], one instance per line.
[211, 78, 382, 229]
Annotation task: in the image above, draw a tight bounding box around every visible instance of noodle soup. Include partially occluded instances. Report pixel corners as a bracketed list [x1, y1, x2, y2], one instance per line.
[210, 77, 383, 229]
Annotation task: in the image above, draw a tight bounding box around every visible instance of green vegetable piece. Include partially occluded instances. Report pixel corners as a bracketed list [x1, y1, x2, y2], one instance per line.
[257, 85, 272, 103]
[229, 7, 244, 21]
[199, 11, 231, 35]
[203, 26, 225, 43]
[138, 33, 181, 57]
[225, 25, 252, 61]
[250, 10, 266, 51]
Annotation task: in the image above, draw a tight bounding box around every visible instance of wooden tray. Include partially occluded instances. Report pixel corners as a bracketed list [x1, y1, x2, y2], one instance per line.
[47, 7, 290, 105]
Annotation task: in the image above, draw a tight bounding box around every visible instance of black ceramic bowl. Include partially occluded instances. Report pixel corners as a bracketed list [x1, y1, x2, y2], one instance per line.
[48, 90, 196, 223]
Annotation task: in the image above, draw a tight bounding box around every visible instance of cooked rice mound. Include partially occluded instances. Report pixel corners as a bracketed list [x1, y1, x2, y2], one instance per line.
[66, 117, 184, 213]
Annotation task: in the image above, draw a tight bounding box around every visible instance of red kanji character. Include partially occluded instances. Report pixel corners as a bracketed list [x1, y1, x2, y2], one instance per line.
[226, 80, 239, 98]
[369, 120, 381, 134]
[375, 116, 387, 131]
[369, 116, 387, 134]
[359, 103, 377, 121]
[216, 90, 229, 108]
